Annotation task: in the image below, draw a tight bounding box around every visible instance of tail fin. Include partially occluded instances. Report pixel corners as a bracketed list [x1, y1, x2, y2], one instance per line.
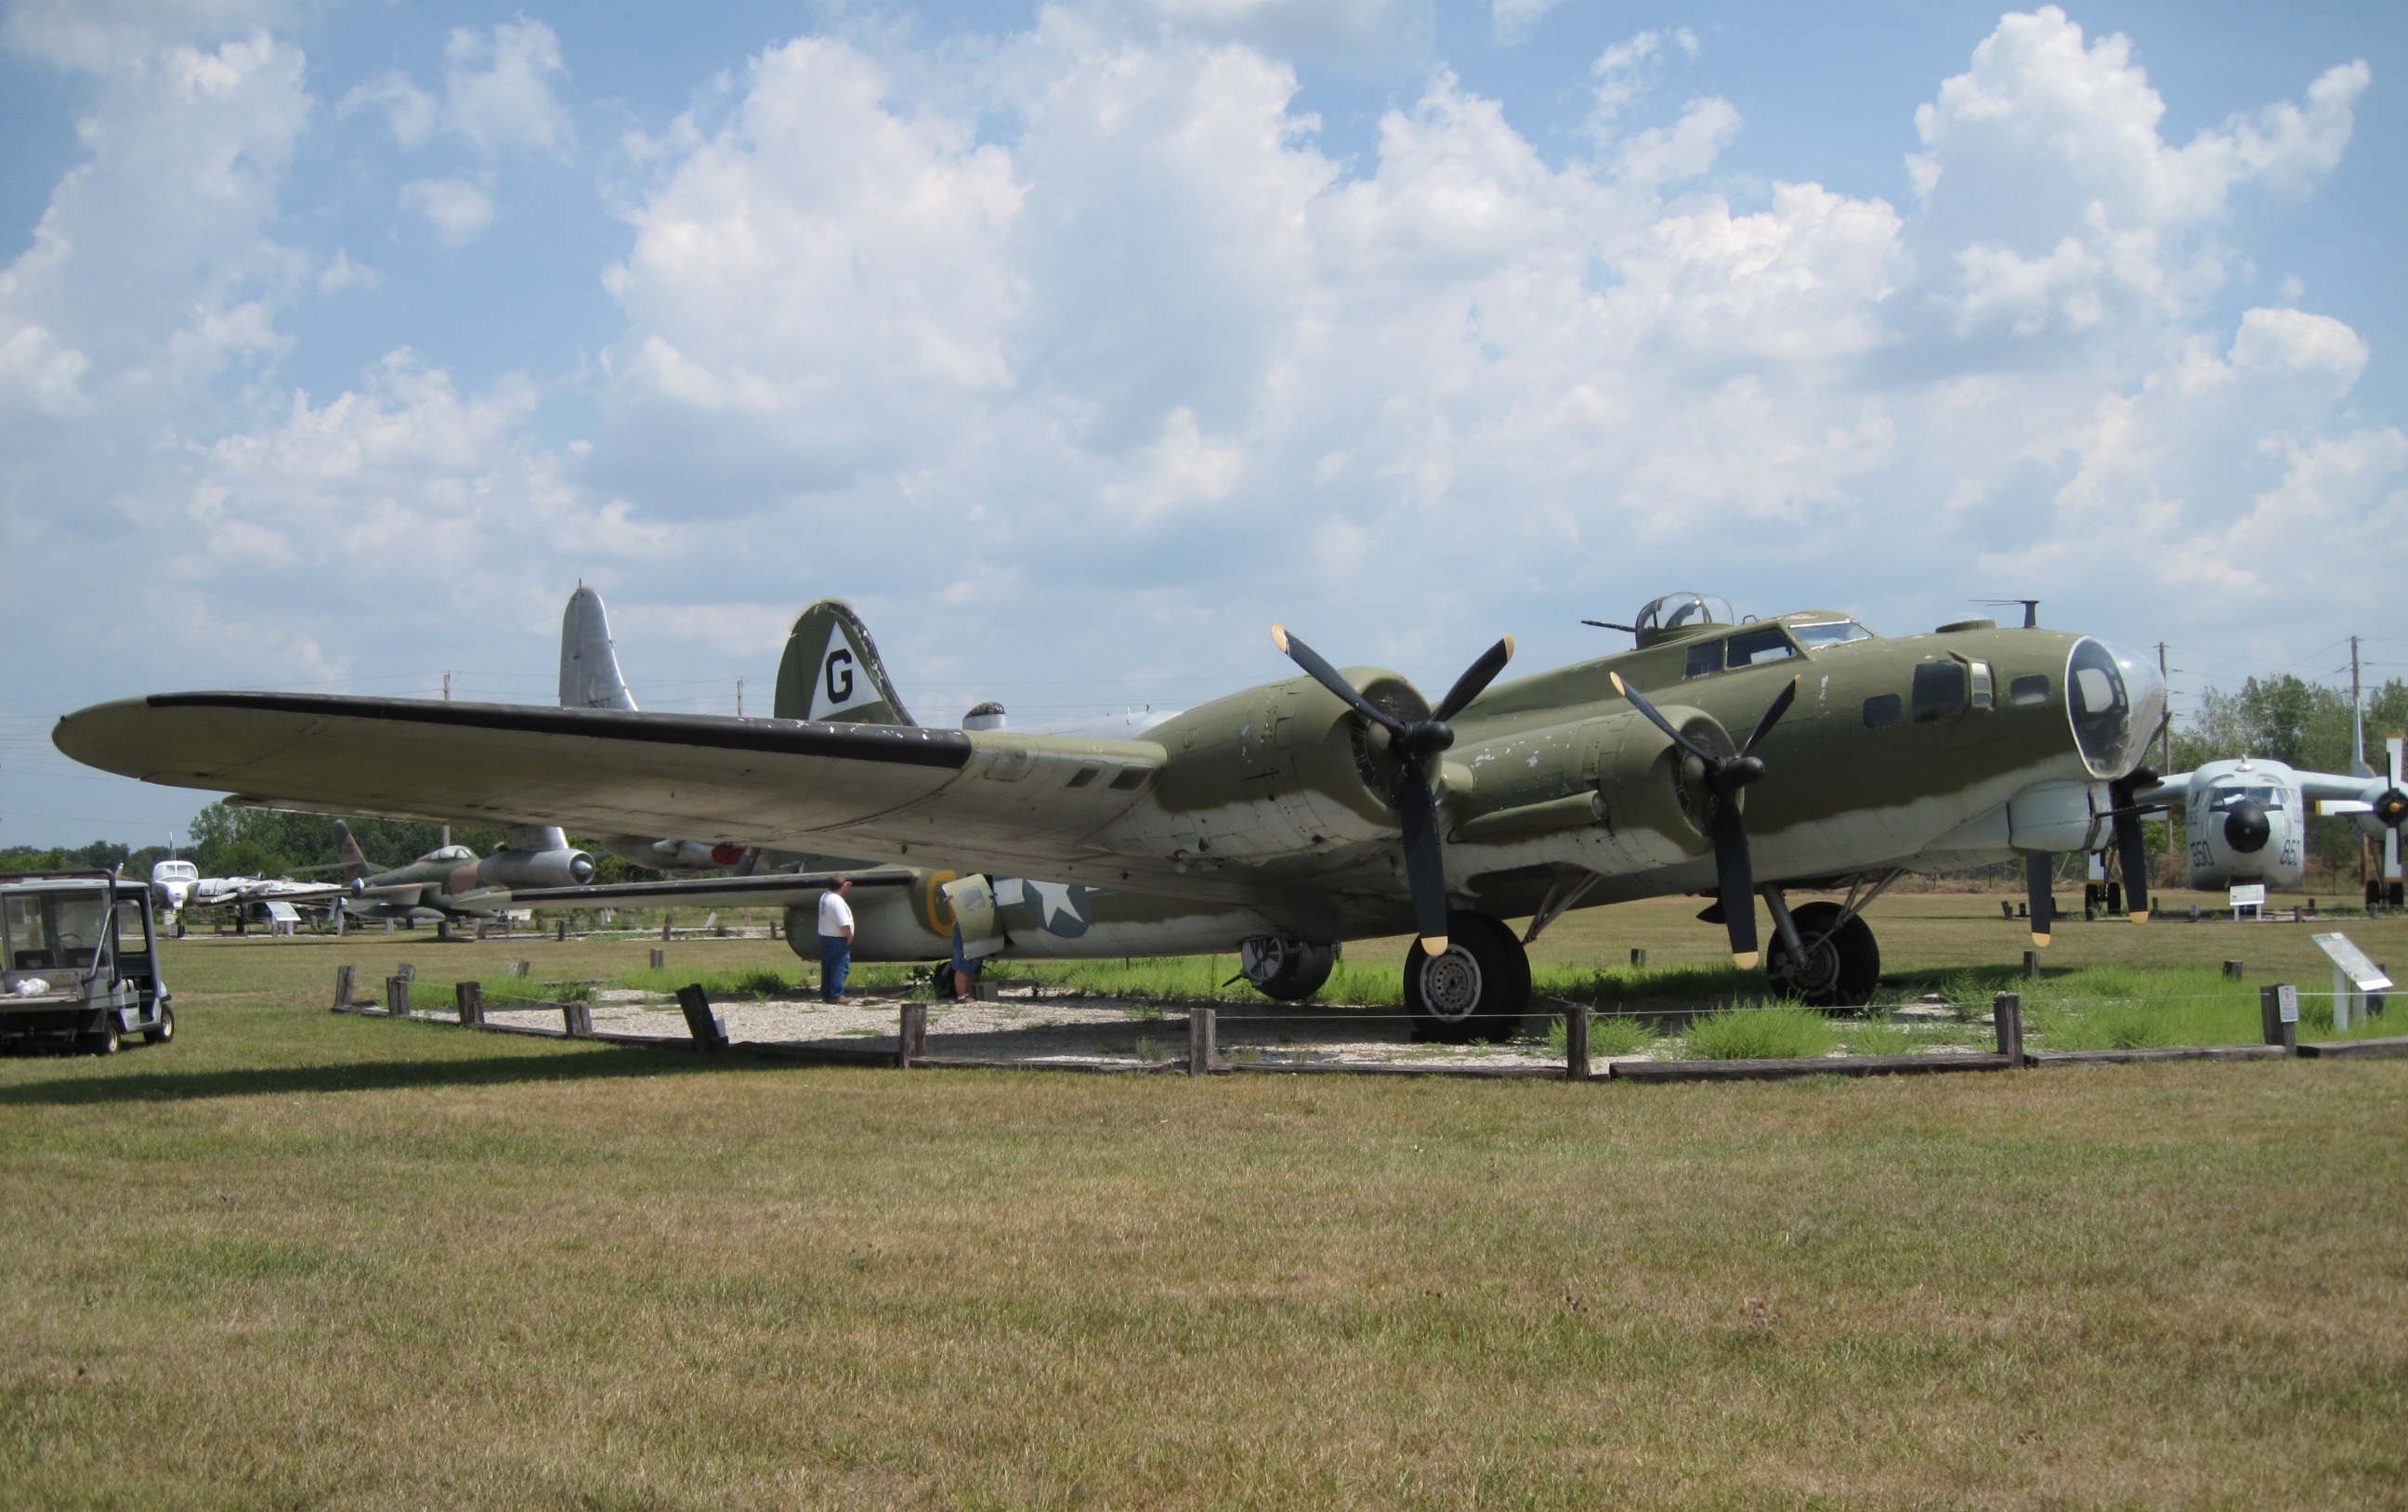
[2353, 699, 2375, 778]
[561, 584, 638, 711]
[774, 600, 915, 725]
[334, 820, 371, 884]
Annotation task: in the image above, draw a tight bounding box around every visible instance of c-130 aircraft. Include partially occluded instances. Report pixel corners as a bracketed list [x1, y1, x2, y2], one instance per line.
[54, 592, 2166, 1038]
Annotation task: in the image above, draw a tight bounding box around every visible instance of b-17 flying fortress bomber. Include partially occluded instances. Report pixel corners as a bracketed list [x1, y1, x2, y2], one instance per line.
[56, 592, 2166, 1038]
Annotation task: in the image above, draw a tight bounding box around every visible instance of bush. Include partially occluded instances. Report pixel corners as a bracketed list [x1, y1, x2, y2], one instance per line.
[733, 967, 792, 997]
[1683, 1006, 1836, 1062]
[1846, 1023, 1915, 1057]
[1548, 1012, 1658, 1060]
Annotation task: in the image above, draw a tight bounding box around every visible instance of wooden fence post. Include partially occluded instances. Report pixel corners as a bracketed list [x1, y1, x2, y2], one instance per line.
[2022, 950, 2042, 980]
[674, 984, 728, 1050]
[334, 964, 355, 1009]
[898, 1002, 927, 1069]
[455, 981, 484, 1027]
[649, 947, 665, 970]
[1629, 947, 1648, 969]
[661, 914, 673, 943]
[1993, 992, 2023, 1064]
[2222, 959, 2244, 980]
[1188, 1006, 1217, 1075]
[2259, 983, 2297, 1056]
[386, 975, 410, 1017]
[556, 919, 567, 942]
[1566, 1004, 1591, 1081]
[562, 1000, 594, 1037]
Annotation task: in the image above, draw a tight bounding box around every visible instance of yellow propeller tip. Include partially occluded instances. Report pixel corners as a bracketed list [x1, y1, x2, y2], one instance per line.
[2131, 911, 2149, 925]
[1609, 671, 1628, 695]
[1271, 624, 1289, 653]
[1421, 935, 1448, 956]
[1733, 951, 1760, 971]
[2030, 932, 2051, 948]
[1501, 634, 1515, 658]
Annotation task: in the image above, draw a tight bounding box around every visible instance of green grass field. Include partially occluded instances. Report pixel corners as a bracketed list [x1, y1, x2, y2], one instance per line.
[5, 894, 2404, 1506]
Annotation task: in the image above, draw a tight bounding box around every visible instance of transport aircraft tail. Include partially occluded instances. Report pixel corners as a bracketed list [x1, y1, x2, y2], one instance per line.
[560, 583, 638, 711]
[774, 601, 915, 725]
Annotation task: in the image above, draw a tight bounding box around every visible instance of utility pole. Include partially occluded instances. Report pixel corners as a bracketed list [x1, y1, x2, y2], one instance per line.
[737, 678, 744, 719]
[2155, 643, 2171, 772]
[441, 674, 452, 851]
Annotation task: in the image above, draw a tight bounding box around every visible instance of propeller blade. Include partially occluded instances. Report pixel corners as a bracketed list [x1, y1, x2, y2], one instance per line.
[2025, 852, 2053, 948]
[1273, 625, 1409, 739]
[1393, 776, 1451, 955]
[1609, 672, 1715, 766]
[1711, 797, 1759, 969]
[1431, 636, 1515, 723]
[1737, 675, 1800, 760]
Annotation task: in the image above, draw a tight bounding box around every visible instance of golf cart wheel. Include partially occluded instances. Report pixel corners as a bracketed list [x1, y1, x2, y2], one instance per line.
[144, 1006, 176, 1046]
[1766, 902, 1880, 1009]
[1405, 911, 1532, 1044]
[83, 1022, 121, 1056]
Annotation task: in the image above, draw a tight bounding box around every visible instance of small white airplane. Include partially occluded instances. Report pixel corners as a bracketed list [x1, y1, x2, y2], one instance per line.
[2131, 710, 2408, 896]
[148, 857, 344, 933]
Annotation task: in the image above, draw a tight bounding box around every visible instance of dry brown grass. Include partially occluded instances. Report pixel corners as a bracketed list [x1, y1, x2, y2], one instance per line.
[2, 907, 2402, 1507]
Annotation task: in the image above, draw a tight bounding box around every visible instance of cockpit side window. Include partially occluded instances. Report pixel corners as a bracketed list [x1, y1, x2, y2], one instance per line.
[1684, 641, 1721, 679]
[1723, 626, 1798, 669]
[1788, 619, 1873, 650]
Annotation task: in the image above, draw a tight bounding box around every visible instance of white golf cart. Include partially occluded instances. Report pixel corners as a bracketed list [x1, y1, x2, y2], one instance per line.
[0, 870, 175, 1054]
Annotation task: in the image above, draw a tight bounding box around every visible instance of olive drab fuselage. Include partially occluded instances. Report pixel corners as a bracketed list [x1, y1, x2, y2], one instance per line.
[795, 610, 2164, 958]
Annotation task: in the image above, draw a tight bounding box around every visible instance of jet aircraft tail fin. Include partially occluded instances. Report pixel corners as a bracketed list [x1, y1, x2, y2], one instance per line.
[334, 820, 372, 884]
[2352, 700, 2375, 778]
[561, 585, 638, 711]
[774, 601, 915, 725]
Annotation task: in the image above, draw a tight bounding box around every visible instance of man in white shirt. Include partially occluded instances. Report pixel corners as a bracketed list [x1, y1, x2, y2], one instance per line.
[817, 877, 856, 1002]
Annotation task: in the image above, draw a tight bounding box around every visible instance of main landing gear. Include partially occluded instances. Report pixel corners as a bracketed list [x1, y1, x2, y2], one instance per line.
[1405, 910, 1532, 1043]
[1760, 876, 1894, 1008]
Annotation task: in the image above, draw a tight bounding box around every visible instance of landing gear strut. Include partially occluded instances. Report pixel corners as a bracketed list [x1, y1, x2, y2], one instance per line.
[1405, 910, 1531, 1043]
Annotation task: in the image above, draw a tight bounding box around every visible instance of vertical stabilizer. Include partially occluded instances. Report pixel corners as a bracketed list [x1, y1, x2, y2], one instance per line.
[561, 585, 638, 711]
[774, 601, 915, 725]
[334, 820, 371, 884]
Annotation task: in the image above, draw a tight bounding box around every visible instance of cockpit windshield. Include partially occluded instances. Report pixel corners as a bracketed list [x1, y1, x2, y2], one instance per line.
[2210, 785, 2285, 812]
[1787, 619, 1875, 650]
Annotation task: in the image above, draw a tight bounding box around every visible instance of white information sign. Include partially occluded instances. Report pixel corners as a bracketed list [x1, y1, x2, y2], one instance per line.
[2311, 932, 2390, 1031]
[2278, 984, 2299, 1024]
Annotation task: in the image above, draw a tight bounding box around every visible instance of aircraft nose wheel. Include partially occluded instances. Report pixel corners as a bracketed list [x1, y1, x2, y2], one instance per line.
[1405, 911, 1532, 1043]
[1764, 901, 1880, 1009]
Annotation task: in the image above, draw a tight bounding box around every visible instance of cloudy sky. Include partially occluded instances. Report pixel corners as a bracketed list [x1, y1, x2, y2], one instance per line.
[3, 0, 2401, 848]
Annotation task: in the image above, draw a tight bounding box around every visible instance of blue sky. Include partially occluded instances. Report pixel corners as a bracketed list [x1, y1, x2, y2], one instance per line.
[2, 0, 2401, 849]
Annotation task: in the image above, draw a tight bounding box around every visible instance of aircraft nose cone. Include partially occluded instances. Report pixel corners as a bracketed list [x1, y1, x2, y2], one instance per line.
[2224, 800, 2271, 854]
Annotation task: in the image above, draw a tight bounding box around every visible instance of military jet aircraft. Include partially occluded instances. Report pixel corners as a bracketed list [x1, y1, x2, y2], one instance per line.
[329, 819, 595, 926]
[54, 592, 2165, 1034]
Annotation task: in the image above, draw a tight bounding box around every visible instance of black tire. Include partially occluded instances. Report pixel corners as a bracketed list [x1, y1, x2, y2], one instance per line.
[144, 1006, 175, 1046]
[1405, 911, 1532, 1043]
[1766, 902, 1880, 1008]
[83, 1022, 121, 1056]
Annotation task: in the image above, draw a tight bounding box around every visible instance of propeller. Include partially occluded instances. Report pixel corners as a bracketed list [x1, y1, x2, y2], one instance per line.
[1271, 627, 1517, 955]
[1606, 671, 1800, 969]
[2025, 851, 2054, 948]
[2106, 766, 2159, 924]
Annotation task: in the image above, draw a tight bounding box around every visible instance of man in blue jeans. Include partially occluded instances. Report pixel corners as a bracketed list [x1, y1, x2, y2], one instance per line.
[817, 876, 856, 1001]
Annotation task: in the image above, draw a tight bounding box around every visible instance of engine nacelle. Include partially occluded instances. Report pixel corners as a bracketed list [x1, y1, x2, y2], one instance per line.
[464, 847, 596, 891]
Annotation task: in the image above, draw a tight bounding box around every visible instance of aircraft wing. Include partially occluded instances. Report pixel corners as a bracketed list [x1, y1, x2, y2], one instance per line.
[505, 870, 914, 910]
[57, 693, 1177, 890]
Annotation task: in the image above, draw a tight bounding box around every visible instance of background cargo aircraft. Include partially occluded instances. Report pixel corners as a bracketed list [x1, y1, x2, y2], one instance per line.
[57, 592, 2167, 1036]
[2131, 709, 2408, 895]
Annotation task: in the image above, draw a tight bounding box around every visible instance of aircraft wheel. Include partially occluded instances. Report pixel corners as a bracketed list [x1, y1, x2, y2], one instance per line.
[83, 1022, 121, 1056]
[1405, 911, 1531, 1043]
[144, 1006, 176, 1046]
[1241, 937, 1336, 1001]
[1767, 902, 1880, 1009]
